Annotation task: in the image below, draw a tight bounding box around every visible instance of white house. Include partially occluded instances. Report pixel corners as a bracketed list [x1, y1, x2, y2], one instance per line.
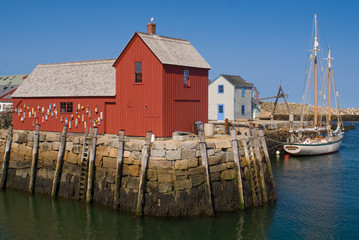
[208, 74, 260, 121]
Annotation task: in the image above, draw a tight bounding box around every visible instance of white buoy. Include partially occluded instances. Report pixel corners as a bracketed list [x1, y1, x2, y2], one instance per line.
[276, 150, 280, 155]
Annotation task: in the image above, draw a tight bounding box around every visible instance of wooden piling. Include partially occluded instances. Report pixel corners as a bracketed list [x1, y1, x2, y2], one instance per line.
[199, 130, 215, 216]
[240, 129, 258, 206]
[251, 128, 268, 203]
[225, 118, 229, 134]
[136, 131, 152, 216]
[29, 124, 40, 194]
[114, 130, 125, 208]
[85, 127, 98, 204]
[258, 129, 277, 200]
[230, 129, 245, 209]
[0, 125, 13, 190]
[51, 125, 68, 198]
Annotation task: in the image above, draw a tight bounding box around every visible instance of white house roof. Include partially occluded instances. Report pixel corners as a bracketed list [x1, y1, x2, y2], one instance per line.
[12, 59, 116, 98]
[137, 32, 211, 69]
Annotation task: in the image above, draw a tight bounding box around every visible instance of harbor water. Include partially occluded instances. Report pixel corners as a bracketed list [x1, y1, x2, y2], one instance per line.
[1, 123, 359, 239]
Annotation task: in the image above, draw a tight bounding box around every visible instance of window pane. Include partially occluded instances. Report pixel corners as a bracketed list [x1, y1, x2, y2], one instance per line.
[135, 62, 142, 73]
[219, 105, 223, 113]
[218, 85, 224, 93]
[184, 70, 190, 87]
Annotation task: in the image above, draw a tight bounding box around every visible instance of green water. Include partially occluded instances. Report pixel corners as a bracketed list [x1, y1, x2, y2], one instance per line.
[1, 124, 359, 239]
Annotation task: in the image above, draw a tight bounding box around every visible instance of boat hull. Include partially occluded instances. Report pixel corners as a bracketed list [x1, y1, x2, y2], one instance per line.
[283, 138, 342, 156]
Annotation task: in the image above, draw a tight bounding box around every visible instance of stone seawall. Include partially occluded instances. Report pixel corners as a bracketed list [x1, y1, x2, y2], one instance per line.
[0, 129, 276, 216]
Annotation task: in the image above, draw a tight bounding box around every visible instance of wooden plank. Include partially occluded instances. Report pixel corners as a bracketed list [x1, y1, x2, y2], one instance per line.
[251, 128, 268, 203]
[199, 130, 215, 216]
[29, 124, 40, 194]
[240, 129, 258, 206]
[136, 131, 152, 216]
[51, 126, 68, 198]
[114, 130, 125, 208]
[230, 129, 245, 209]
[0, 125, 13, 190]
[258, 129, 277, 200]
[86, 127, 98, 204]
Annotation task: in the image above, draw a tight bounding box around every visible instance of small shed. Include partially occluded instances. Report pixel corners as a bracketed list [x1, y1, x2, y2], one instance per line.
[113, 23, 211, 137]
[208, 74, 259, 121]
[11, 59, 116, 133]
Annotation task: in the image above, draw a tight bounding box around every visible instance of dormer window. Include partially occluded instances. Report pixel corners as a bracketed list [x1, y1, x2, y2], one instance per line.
[135, 62, 142, 83]
[218, 85, 224, 94]
[184, 69, 190, 87]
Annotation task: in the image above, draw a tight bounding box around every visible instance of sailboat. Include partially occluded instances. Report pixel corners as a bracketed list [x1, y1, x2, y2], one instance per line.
[283, 14, 344, 155]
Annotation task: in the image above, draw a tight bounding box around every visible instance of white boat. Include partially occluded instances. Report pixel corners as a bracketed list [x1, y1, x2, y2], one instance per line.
[283, 14, 344, 156]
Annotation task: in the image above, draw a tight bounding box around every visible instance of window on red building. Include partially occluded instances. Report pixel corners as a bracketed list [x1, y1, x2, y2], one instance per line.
[60, 102, 73, 113]
[184, 69, 190, 87]
[135, 62, 142, 83]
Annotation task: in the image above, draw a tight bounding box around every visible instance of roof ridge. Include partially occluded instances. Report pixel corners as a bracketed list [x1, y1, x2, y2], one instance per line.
[38, 59, 116, 67]
[136, 32, 189, 43]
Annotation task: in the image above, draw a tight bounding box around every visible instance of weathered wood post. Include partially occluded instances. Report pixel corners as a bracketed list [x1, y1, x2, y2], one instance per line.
[251, 128, 268, 203]
[29, 124, 40, 194]
[240, 129, 258, 206]
[136, 131, 152, 216]
[199, 129, 215, 216]
[51, 125, 68, 198]
[230, 129, 245, 209]
[258, 129, 277, 200]
[0, 125, 13, 190]
[114, 130, 125, 208]
[86, 127, 98, 204]
[225, 118, 229, 134]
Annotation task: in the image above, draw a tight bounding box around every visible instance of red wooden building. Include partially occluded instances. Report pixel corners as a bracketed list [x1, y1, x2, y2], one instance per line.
[12, 22, 211, 137]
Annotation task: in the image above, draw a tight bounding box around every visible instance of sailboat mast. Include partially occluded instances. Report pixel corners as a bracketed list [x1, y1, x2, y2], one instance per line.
[328, 49, 331, 123]
[314, 14, 318, 126]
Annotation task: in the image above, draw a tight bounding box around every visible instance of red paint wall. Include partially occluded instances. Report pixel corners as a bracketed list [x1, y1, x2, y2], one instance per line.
[163, 65, 209, 136]
[114, 34, 164, 137]
[12, 97, 115, 134]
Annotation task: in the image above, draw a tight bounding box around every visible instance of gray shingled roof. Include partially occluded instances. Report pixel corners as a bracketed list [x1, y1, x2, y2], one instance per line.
[137, 32, 211, 69]
[0, 74, 28, 99]
[221, 74, 253, 88]
[12, 59, 116, 98]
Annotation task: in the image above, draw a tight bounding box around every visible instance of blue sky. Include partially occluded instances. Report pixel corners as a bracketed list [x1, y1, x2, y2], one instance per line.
[1, 0, 358, 108]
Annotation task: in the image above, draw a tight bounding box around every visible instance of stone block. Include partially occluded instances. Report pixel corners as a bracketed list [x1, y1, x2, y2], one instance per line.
[174, 179, 192, 190]
[40, 142, 52, 151]
[158, 173, 172, 183]
[72, 137, 80, 144]
[152, 142, 165, 150]
[124, 150, 131, 158]
[208, 155, 222, 166]
[14, 133, 28, 144]
[182, 149, 196, 159]
[179, 141, 196, 149]
[127, 176, 139, 189]
[207, 149, 215, 156]
[66, 152, 79, 164]
[95, 155, 103, 167]
[24, 146, 32, 157]
[123, 157, 133, 164]
[97, 145, 109, 156]
[149, 160, 172, 170]
[225, 151, 234, 162]
[209, 163, 227, 173]
[130, 151, 141, 160]
[214, 140, 231, 149]
[52, 142, 61, 151]
[159, 183, 173, 193]
[165, 142, 177, 150]
[109, 148, 118, 158]
[46, 133, 60, 142]
[189, 166, 204, 175]
[221, 169, 235, 180]
[174, 159, 188, 170]
[210, 172, 220, 181]
[103, 157, 116, 168]
[188, 158, 198, 168]
[166, 150, 181, 160]
[39, 134, 46, 142]
[146, 169, 157, 181]
[72, 145, 82, 154]
[226, 162, 235, 169]
[206, 142, 216, 149]
[65, 142, 74, 152]
[106, 173, 115, 184]
[151, 149, 166, 157]
[190, 174, 204, 187]
[128, 165, 139, 177]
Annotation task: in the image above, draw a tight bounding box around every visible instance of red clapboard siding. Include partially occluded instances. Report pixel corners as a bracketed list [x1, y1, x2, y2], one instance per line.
[12, 97, 115, 134]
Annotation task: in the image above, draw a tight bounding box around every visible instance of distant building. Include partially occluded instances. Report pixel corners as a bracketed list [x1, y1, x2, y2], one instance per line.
[0, 74, 28, 112]
[208, 74, 260, 121]
[11, 21, 210, 136]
